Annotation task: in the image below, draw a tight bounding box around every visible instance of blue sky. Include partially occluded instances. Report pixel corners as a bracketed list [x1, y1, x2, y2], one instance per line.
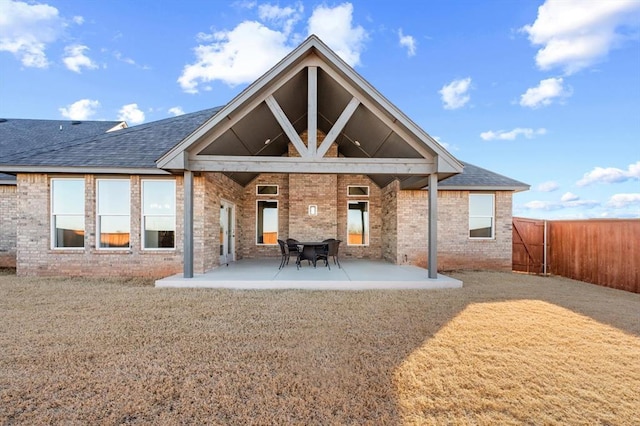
[1, 0, 638, 219]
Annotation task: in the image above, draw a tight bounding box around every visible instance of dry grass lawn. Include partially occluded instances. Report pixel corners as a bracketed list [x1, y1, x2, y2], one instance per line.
[1, 269, 639, 425]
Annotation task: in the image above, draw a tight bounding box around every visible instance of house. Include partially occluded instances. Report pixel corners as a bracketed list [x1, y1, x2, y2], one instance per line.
[0, 36, 528, 279]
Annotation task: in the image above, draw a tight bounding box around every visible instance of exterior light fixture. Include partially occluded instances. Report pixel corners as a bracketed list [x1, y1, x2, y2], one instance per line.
[353, 140, 361, 146]
[308, 205, 317, 216]
[264, 138, 271, 145]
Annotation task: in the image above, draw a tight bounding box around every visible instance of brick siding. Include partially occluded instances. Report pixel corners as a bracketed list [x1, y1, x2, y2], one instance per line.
[10, 168, 514, 276]
[0, 185, 17, 267]
[16, 174, 184, 278]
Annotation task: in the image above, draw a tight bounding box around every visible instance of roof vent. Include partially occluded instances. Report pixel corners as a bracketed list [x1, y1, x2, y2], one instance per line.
[71, 120, 82, 125]
[0, 118, 7, 123]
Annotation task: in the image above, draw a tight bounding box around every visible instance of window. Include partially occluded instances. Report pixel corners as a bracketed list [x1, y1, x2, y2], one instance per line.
[348, 186, 369, 196]
[97, 179, 130, 249]
[51, 178, 85, 248]
[469, 194, 495, 238]
[347, 201, 369, 245]
[257, 185, 278, 195]
[142, 180, 176, 249]
[256, 200, 278, 245]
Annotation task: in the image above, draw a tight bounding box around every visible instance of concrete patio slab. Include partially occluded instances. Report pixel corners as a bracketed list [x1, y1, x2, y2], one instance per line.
[155, 258, 463, 290]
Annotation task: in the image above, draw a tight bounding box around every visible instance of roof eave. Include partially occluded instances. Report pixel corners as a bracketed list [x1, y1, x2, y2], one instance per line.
[0, 166, 173, 175]
[438, 185, 531, 192]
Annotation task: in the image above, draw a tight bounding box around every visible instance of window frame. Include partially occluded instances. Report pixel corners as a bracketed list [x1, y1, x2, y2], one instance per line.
[347, 185, 369, 197]
[256, 184, 279, 196]
[469, 193, 495, 239]
[96, 178, 131, 250]
[256, 199, 278, 246]
[50, 178, 85, 250]
[141, 179, 176, 251]
[347, 199, 370, 246]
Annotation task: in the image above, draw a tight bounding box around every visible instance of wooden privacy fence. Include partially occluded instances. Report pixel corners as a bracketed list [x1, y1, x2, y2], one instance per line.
[513, 218, 640, 293]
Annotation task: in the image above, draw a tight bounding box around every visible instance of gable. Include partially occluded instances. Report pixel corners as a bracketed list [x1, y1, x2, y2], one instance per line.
[158, 35, 463, 189]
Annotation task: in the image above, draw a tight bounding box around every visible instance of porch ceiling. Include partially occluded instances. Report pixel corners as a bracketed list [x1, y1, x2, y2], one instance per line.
[196, 68, 430, 188]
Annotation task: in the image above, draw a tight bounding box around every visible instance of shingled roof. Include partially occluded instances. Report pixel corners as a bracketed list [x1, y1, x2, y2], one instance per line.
[0, 118, 124, 159]
[439, 161, 529, 192]
[0, 108, 222, 169]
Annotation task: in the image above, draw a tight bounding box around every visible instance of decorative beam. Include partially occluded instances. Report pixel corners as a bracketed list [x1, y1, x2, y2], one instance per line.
[428, 172, 438, 279]
[307, 66, 317, 157]
[189, 155, 436, 175]
[316, 96, 360, 158]
[265, 95, 308, 157]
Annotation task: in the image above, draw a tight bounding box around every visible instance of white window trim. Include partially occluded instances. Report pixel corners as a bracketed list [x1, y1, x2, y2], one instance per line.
[256, 199, 278, 246]
[96, 178, 131, 250]
[347, 200, 370, 246]
[50, 178, 85, 250]
[469, 193, 495, 240]
[256, 184, 279, 196]
[347, 185, 369, 197]
[141, 179, 176, 251]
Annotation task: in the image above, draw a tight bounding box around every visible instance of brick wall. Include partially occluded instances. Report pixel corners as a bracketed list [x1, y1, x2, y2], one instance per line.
[0, 185, 17, 267]
[394, 188, 513, 271]
[16, 173, 185, 278]
[337, 174, 382, 259]
[198, 172, 244, 271]
[12, 170, 515, 276]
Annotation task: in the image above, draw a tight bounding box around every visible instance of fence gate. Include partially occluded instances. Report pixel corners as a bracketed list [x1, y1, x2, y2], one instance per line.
[512, 217, 545, 274]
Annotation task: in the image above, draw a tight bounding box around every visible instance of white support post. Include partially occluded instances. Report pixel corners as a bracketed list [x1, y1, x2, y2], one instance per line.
[308, 66, 317, 157]
[428, 173, 438, 279]
[183, 170, 194, 278]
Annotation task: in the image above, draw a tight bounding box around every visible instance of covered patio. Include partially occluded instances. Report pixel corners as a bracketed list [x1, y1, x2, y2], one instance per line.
[155, 259, 462, 290]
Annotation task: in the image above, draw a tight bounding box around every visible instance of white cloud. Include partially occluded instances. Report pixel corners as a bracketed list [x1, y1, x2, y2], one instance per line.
[537, 181, 559, 192]
[439, 77, 471, 110]
[577, 161, 640, 187]
[398, 29, 416, 57]
[307, 3, 367, 66]
[59, 99, 100, 120]
[72, 16, 84, 25]
[524, 200, 563, 211]
[178, 21, 292, 93]
[63, 44, 98, 73]
[560, 192, 579, 202]
[117, 103, 145, 125]
[521, 0, 640, 74]
[607, 193, 640, 209]
[178, 2, 367, 93]
[520, 77, 570, 108]
[480, 127, 546, 141]
[258, 2, 303, 35]
[0, 0, 64, 68]
[168, 106, 185, 116]
[524, 195, 599, 211]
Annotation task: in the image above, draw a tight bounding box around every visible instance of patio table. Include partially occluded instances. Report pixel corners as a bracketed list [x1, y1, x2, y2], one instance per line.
[296, 242, 329, 269]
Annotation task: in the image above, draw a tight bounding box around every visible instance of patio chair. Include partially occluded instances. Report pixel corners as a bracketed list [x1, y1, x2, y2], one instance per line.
[315, 242, 330, 270]
[323, 238, 342, 268]
[277, 239, 289, 269]
[286, 238, 301, 261]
